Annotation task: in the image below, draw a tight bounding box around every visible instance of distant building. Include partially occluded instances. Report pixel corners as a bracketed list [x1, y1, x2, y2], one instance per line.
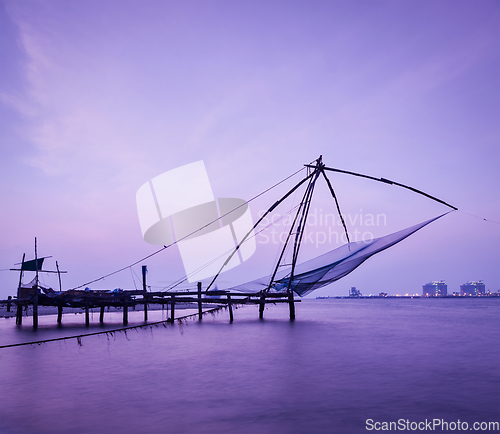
[460, 281, 485, 295]
[349, 287, 362, 297]
[422, 281, 447, 296]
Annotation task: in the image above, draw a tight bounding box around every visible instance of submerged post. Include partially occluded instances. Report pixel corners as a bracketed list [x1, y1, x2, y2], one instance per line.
[33, 286, 38, 329]
[227, 294, 233, 322]
[288, 291, 295, 321]
[57, 305, 63, 323]
[85, 304, 90, 326]
[16, 302, 23, 325]
[123, 303, 128, 325]
[259, 293, 265, 319]
[197, 282, 202, 320]
[99, 306, 105, 323]
[142, 265, 148, 321]
[170, 295, 175, 322]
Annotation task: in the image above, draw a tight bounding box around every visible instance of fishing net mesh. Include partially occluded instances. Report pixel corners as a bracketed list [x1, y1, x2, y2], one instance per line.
[229, 214, 445, 296]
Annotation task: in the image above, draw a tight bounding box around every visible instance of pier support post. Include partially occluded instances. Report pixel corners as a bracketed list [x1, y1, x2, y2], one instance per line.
[7, 296, 11, 312]
[123, 303, 128, 325]
[288, 291, 295, 321]
[33, 285, 38, 329]
[16, 303, 23, 325]
[170, 296, 175, 322]
[57, 305, 63, 324]
[227, 294, 233, 323]
[99, 306, 105, 323]
[85, 304, 90, 327]
[198, 282, 202, 321]
[142, 265, 148, 322]
[259, 294, 265, 319]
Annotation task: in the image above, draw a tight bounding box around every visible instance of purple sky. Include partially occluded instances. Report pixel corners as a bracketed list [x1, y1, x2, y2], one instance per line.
[0, 0, 498, 299]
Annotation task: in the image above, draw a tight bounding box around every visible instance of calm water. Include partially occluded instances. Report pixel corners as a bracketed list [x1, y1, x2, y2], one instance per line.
[0, 299, 498, 434]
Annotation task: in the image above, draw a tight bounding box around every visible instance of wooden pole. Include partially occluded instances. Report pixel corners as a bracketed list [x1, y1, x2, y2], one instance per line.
[259, 294, 265, 319]
[227, 294, 233, 322]
[197, 282, 202, 320]
[123, 302, 128, 325]
[56, 261, 62, 292]
[142, 265, 148, 321]
[57, 305, 63, 323]
[288, 291, 295, 321]
[16, 302, 23, 325]
[33, 238, 38, 329]
[170, 295, 175, 322]
[99, 306, 105, 323]
[16, 253, 25, 325]
[85, 304, 90, 326]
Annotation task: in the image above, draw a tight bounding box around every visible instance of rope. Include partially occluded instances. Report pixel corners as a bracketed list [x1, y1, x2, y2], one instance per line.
[0, 305, 230, 349]
[129, 267, 138, 290]
[159, 203, 302, 293]
[67, 165, 308, 291]
[457, 210, 500, 225]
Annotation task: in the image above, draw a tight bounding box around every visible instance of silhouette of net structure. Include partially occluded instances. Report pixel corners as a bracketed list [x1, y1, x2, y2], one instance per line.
[229, 214, 446, 297]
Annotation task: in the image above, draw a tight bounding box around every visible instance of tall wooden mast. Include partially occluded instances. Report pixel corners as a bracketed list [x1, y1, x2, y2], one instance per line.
[15, 253, 25, 325]
[33, 237, 39, 329]
[262, 156, 323, 320]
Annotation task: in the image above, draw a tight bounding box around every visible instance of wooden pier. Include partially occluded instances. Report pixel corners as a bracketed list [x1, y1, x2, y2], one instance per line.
[4, 285, 299, 328]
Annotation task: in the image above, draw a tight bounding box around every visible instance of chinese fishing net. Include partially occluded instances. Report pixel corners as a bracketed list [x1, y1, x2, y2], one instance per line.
[228, 214, 446, 297]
